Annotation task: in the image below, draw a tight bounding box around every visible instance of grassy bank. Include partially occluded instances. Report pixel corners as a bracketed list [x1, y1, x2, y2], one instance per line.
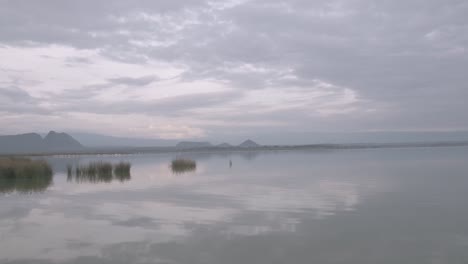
[0, 157, 53, 193]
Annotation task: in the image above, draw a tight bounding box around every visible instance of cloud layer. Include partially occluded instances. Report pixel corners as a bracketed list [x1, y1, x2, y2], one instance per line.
[0, 0, 467, 141]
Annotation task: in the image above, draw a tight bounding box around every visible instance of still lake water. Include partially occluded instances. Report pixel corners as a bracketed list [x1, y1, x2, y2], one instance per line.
[2, 147, 468, 263]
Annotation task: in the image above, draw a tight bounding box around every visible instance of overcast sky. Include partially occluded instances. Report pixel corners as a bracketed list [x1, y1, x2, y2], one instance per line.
[0, 0, 467, 142]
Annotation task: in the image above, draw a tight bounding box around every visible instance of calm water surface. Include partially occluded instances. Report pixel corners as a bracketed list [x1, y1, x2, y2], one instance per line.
[1, 147, 468, 263]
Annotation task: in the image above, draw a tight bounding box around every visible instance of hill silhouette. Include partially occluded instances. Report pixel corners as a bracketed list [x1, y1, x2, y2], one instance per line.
[238, 139, 260, 148]
[43, 131, 83, 151]
[0, 131, 83, 154]
[216, 143, 233, 148]
[176, 141, 213, 149]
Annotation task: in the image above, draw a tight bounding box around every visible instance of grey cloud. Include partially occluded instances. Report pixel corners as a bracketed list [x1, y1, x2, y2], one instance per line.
[0, 86, 34, 101]
[0, 86, 51, 114]
[57, 87, 105, 100]
[57, 76, 159, 101]
[0, 0, 208, 49]
[0, 0, 467, 134]
[108, 75, 160, 87]
[65, 56, 94, 65]
[55, 90, 243, 116]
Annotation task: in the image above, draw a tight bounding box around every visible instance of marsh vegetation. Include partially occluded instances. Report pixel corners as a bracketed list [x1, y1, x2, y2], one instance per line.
[0, 157, 53, 193]
[67, 161, 131, 183]
[171, 158, 197, 174]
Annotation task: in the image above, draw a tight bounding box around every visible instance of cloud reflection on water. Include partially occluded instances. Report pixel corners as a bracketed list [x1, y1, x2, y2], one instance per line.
[0, 150, 384, 263]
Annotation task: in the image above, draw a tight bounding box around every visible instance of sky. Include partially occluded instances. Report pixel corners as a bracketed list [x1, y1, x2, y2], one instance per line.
[0, 0, 467, 143]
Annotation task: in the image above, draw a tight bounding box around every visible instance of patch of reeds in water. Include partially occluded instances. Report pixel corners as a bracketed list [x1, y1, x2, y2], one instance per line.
[67, 161, 131, 183]
[114, 162, 131, 181]
[0, 157, 53, 194]
[171, 159, 196, 174]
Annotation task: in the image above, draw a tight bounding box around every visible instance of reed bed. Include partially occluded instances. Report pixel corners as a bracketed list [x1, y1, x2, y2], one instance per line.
[171, 159, 197, 174]
[114, 162, 131, 181]
[67, 161, 131, 183]
[0, 157, 53, 193]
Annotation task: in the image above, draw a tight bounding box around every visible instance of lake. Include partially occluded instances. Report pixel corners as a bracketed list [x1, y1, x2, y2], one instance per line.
[1, 146, 468, 263]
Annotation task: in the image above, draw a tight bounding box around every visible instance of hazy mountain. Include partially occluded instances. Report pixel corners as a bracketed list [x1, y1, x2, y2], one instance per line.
[0, 133, 45, 154]
[43, 131, 83, 151]
[238, 139, 260, 148]
[69, 132, 177, 147]
[0, 131, 83, 154]
[216, 143, 233, 148]
[176, 141, 213, 148]
[215, 131, 468, 145]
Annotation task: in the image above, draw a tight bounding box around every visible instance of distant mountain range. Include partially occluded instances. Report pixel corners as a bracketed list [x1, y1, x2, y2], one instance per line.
[216, 143, 233, 148]
[238, 139, 260, 148]
[68, 132, 264, 149]
[0, 131, 83, 154]
[0, 130, 262, 154]
[176, 141, 213, 148]
[1, 130, 467, 155]
[68, 132, 177, 147]
[175, 140, 260, 149]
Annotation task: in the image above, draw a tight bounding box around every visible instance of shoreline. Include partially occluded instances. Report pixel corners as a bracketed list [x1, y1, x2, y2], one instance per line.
[1, 141, 468, 157]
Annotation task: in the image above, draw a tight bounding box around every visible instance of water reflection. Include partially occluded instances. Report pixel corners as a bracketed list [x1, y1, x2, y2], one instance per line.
[170, 158, 196, 174]
[2, 148, 468, 263]
[0, 157, 53, 194]
[67, 161, 131, 183]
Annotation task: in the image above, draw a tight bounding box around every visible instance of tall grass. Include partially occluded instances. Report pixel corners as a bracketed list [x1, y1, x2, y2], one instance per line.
[67, 161, 131, 183]
[171, 159, 196, 174]
[0, 157, 53, 193]
[67, 165, 73, 177]
[114, 162, 131, 181]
